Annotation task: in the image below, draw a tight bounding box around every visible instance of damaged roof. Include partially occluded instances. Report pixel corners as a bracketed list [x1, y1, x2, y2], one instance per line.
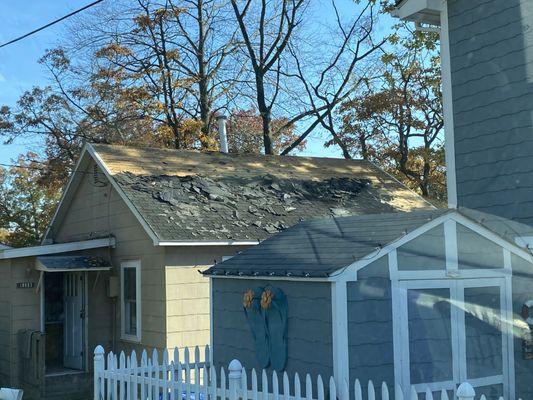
[203, 208, 533, 278]
[90, 144, 434, 243]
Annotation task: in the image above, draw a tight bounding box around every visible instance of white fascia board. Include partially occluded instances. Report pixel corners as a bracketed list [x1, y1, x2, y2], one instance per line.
[515, 236, 533, 248]
[450, 213, 533, 264]
[395, 0, 441, 24]
[158, 240, 260, 246]
[41, 145, 92, 243]
[86, 144, 161, 245]
[0, 237, 116, 260]
[331, 211, 454, 282]
[208, 274, 331, 283]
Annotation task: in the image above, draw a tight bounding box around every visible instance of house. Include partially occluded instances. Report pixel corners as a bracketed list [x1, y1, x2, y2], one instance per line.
[395, 0, 533, 224]
[205, 1, 533, 400]
[205, 207, 533, 400]
[0, 143, 431, 399]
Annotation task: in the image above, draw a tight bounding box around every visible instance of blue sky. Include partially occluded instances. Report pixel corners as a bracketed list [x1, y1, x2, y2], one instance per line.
[0, 0, 391, 165]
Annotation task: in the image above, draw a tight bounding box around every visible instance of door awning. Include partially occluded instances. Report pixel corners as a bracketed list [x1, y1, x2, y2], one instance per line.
[35, 256, 112, 272]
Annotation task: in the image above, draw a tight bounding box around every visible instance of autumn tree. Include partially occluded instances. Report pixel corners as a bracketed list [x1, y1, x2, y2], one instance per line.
[0, 153, 60, 247]
[225, 108, 303, 154]
[337, 29, 445, 200]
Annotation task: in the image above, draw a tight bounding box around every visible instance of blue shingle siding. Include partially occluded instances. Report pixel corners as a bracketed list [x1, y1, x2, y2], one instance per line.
[348, 257, 395, 395]
[510, 254, 533, 400]
[448, 0, 533, 224]
[211, 279, 333, 384]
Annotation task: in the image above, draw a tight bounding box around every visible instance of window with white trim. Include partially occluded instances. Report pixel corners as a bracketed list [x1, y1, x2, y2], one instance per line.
[121, 260, 141, 341]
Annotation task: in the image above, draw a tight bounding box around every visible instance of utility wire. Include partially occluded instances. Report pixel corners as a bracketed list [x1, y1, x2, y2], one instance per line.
[0, 0, 104, 49]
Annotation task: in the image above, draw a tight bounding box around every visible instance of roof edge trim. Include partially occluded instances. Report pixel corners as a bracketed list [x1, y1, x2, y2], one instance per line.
[87, 144, 161, 245]
[0, 237, 116, 260]
[158, 240, 260, 247]
[206, 274, 331, 282]
[42, 144, 92, 243]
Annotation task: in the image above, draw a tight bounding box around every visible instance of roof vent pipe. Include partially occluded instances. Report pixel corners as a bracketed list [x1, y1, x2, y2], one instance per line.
[217, 115, 229, 153]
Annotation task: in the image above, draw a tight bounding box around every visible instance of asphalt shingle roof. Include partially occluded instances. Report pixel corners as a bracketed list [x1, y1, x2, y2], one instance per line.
[92, 144, 433, 242]
[203, 208, 533, 278]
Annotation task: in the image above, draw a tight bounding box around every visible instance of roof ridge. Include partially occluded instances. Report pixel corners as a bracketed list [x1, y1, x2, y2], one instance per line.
[90, 142, 374, 164]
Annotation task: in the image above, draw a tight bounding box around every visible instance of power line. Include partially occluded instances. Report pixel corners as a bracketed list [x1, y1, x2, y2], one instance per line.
[0, 0, 105, 49]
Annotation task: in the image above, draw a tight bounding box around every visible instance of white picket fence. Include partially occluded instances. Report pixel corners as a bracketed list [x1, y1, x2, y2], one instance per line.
[93, 345, 519, 400]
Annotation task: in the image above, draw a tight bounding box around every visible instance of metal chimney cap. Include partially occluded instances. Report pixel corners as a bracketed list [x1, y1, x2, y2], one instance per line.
[216, 114, 227, 121]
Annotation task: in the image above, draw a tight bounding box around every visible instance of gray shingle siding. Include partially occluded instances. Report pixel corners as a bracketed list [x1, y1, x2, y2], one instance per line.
[449, 0, 533, 224]
[348, 257, 394, 394]
[510, 254, 533, 400]
[211, 279, 333, 381]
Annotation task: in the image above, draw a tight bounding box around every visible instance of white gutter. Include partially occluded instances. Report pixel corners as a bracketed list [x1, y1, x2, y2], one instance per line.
[158, 240, 260, 247]
[0, 237, 116, 260]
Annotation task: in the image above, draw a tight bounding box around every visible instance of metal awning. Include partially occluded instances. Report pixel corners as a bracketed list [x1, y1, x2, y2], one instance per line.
[35, 256, 112, 272]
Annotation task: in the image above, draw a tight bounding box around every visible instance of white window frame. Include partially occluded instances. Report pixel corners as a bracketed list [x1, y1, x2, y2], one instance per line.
[121, 260, 142, 342]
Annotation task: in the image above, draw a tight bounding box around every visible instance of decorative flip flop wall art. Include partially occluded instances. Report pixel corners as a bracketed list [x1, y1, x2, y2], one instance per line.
[243, 286, 288, 371]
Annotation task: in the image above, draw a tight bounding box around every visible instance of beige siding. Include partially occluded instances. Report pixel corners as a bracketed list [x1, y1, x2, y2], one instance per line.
[10, 258, 41, 387]
[51, 160, 167, 354]
[0, 257, 41, 387]
[0, 259, 11, 386]
[164, 246, 250, 350]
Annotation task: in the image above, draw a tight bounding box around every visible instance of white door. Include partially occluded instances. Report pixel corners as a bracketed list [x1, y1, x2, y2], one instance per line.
[63, 272, 85, 370]
[398, 278, 512, 399]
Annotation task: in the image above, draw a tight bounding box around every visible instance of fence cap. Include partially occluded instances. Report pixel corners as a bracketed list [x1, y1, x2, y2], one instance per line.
[457, 382, 475, 397]
[228, 359, 243, 374]
[94, 345, 105, 356]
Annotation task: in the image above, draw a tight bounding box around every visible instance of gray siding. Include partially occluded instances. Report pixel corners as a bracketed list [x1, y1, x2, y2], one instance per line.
[449, 0, 533, 223]
[349, 256, 394, 392]
[510, 254, 533, 400]
[211, 278, 333, 381]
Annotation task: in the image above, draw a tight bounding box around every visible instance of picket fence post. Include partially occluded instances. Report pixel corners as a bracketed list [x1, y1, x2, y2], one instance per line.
[229, 359, 243, 400]
[94, 345, 105, 400]
[457, 382, 475, 400]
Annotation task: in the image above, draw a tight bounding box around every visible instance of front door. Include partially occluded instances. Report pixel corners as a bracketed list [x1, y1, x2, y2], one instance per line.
[398, 278, 512, 399]
[63, 272, 85, 370]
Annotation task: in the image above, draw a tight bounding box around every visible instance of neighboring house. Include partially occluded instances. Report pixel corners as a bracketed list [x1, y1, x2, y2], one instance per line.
[395, 0, 533, 224]
[205, 208, 533, 400]
[0, 143, 431, 400]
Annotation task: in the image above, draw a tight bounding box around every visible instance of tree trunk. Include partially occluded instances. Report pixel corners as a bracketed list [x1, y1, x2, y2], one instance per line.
[196, 0, 211, 147]
[256, 74, 274, 154]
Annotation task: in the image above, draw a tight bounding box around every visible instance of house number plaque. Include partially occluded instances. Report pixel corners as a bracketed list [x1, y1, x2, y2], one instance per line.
[16, 282, 34, 289]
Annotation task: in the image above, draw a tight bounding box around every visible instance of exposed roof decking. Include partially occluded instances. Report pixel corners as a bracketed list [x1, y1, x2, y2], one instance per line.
[91, 144, 434, 242]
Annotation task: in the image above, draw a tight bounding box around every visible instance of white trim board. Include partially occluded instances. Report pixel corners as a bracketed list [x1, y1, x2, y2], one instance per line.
[440, 2, 458, 208]
[159, 240, 260, 246]
[0, 237, 116, 260]
[331, 210, 533, 282]
[120, 259, 142, 343]
[42, 147, 92, 243]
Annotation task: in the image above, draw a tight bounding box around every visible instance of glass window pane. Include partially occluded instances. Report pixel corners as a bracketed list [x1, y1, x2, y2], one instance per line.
[398, 226, 446, 271]
[408, 288, 453, 384]
[464, 286, 502, 379]
[124, 266, 137, 335]
[457, 224, 503, 269]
